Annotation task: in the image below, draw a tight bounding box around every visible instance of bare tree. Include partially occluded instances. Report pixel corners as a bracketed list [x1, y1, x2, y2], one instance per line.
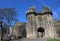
[0, 8, 17, 40]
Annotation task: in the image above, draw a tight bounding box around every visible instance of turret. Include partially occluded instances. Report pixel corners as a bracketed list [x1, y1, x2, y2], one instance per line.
[42, 5, 52, 15]
[26, 6, 36, 15]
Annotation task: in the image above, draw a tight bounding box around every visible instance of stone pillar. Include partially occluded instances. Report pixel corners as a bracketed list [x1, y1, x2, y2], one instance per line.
[32, 15, 37, 38]
[26, 7, 38, 38]
[46, 14, 55, 38]
[26, 14, 37, 38]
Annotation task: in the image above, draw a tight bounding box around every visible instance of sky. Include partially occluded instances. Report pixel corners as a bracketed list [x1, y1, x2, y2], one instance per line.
[0, 0, 60, 22]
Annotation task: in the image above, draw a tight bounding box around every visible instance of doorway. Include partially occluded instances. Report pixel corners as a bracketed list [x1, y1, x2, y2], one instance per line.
[37, 27, 45, 37]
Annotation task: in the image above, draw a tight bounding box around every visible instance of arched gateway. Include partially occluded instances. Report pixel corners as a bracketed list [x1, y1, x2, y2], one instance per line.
[37, 27, 45, 37]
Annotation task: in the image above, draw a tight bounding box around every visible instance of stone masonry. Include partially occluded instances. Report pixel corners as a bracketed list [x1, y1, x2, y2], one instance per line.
[26, 5, 56, 38]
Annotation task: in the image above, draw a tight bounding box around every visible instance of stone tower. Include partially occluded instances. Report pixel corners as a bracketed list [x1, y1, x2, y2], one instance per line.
[26, 6, 56, 38]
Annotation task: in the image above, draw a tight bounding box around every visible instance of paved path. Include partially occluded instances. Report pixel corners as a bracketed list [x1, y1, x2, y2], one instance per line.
[11, 38, 46, 41]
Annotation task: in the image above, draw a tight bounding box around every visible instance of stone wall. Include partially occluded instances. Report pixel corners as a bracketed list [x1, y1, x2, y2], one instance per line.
[12, 22, 26, 39]
[26, 5, 56, 38]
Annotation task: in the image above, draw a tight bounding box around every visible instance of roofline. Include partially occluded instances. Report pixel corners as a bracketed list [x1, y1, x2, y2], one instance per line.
[26, 12, 52, 16]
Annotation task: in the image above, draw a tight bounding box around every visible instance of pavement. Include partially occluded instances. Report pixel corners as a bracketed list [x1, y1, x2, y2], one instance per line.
[10, 37, 46, 41]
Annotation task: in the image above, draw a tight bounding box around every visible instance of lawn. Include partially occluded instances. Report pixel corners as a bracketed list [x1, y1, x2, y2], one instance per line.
[47, 38, 60, 41]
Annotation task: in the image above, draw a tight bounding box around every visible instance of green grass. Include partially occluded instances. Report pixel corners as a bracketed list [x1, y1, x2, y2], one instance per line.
[47, 38, 60, 41]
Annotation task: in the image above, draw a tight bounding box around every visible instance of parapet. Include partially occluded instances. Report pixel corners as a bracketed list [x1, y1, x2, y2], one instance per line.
[26, 6, 36, 15]
[42, 5, 52, 13]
